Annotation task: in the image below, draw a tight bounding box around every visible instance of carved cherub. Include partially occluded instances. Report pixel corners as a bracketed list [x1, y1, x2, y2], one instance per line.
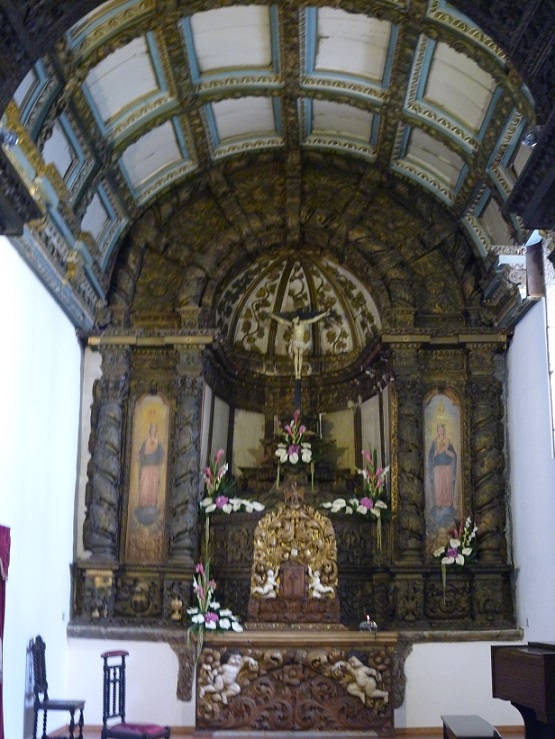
[199, 650, 258, 705]
[252, 567, 279, 598]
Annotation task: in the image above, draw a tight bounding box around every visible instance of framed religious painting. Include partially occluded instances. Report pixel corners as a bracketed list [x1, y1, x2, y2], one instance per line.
[423, 389, 463, 556]
[124, 393, 170, 564]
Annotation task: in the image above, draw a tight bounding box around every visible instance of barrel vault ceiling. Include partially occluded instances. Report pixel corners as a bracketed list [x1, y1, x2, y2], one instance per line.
[1, 0, 555, 370]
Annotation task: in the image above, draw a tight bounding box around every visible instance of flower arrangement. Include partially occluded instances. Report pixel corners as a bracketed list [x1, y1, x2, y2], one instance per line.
[275, 409, 312, 465]
[187, 561, 243, 655]
[201, 448, 264, 515]
[321, 449, 389, 549]
[433, 516, 478, 602]
[203, 448, 231, 497]
[200, 494, 265, 515]
[200, 449, 264, 558]
[274, 409, 315, 489]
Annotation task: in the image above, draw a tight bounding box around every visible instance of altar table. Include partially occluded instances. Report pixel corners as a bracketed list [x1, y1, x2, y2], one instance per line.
[196, 628, 399, 733]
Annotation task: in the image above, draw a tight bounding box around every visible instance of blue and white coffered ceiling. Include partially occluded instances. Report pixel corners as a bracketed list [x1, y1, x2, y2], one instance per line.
[0, 0, 540, 330]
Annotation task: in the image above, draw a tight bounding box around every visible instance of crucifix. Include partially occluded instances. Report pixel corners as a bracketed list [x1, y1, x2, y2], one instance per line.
[270, 308, 329, 406]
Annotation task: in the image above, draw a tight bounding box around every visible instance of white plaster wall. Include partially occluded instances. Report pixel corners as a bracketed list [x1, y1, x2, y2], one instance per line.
[507, 299, 555, 640]
[0, 237, 82, 739]
[66, 638, 194, 728]
[395, 642, 522, 727]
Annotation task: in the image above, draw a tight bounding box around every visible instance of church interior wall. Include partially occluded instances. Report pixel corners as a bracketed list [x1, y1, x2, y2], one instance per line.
[0, 236, 83, 739]
[507, 299, 555, 641]
[4, 234, 555, 735]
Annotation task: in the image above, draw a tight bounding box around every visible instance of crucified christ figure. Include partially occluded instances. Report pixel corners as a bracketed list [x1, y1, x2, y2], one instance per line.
[270, 309, 329, 379]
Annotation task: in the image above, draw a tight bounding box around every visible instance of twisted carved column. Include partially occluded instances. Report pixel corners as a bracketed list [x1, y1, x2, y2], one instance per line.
[168, 349, 204, 563]
[467, 345, 507, 564]
[391, 345, 424, 563]
[83, 345, 130, 561]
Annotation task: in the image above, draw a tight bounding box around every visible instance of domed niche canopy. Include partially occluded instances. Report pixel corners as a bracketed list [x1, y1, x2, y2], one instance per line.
[215, 251, 381, 378]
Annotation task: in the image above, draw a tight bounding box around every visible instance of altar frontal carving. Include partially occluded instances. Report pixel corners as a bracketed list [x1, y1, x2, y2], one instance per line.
[197, 643, 393, 732]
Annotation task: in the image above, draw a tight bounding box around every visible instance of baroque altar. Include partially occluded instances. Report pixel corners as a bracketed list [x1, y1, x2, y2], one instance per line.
[196, 481, 403, 733]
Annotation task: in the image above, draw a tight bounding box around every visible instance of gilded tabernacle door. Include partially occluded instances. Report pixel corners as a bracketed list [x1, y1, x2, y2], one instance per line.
[125, 394, 170, 564]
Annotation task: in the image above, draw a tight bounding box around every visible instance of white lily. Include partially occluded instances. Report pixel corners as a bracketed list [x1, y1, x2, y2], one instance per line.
[231, 621, 244, 632]
[219, 617, 231, 629]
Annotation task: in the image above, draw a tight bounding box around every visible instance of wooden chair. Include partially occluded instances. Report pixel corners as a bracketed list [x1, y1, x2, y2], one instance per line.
[101, 650, 171, 739]
[31, 635, 85, 739]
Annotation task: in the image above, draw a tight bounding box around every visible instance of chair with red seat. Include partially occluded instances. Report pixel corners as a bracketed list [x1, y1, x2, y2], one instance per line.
[101, 650, 170, 739]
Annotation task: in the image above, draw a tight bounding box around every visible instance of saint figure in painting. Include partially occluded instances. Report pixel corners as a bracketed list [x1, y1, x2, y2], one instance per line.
[428, 423, 457, 519]
[136, 424, 164, 524]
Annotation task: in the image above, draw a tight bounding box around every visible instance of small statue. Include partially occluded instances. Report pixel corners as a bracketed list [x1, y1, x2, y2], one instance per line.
[334, 654, 389, 705]
[283, 480, 304, 506]
[199, 650, 258, 705]
[252, 567, 279, 598]
[308, 565, 334, 598]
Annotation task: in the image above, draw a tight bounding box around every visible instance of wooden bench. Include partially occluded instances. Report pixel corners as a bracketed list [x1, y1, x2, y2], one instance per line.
[442, 714, 502, 739]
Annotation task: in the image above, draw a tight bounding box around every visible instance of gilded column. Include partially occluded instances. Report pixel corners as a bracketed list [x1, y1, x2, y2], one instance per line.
[83, 345, 130, 561]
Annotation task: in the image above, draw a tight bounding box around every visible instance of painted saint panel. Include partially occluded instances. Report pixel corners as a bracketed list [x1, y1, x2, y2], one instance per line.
[125, 394, 170, 563]
[424, 390, 462, 555]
